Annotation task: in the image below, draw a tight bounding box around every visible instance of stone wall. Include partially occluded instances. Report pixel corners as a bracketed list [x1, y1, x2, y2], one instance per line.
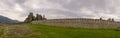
[32, 18, 120, 28]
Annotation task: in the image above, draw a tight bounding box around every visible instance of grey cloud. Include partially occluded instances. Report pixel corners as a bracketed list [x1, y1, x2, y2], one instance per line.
[27, 8, 96, 19]
[15, 0, 26, 4]
[0, 0, 120, 21]
[28, 8, 80, 17]
[48, 0, 106, 10]
[49, 0, 119, 18]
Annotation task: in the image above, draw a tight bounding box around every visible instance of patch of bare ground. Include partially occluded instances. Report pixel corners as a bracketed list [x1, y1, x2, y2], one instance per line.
[0, 25, 31, 38]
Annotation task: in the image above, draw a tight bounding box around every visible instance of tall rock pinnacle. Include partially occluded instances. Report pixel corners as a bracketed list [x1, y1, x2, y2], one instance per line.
[24, 12, 47, 23]
[24, 12, 35, 22]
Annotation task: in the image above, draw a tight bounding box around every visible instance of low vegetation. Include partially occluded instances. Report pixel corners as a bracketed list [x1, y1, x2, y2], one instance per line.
[0, 23, 120, 38]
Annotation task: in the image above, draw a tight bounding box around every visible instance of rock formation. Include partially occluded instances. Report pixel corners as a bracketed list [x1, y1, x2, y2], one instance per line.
[35, 14, 47, 20]
[24, 12, 47, 23]
[108, 18, 114, 22]
[35, 14, 43, 20]
[24, 12, 35, 22]
[42, 15, 47, 20]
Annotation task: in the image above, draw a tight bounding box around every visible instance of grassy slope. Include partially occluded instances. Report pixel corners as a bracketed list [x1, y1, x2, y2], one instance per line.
[26, 24, 120, 38]
[1, 23, 120, 38]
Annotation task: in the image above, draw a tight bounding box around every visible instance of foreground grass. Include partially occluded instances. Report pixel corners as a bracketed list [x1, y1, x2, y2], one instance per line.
[1, 23, 120, 38]
[26, 24, 120, 38]
[0, 28, 4, 36]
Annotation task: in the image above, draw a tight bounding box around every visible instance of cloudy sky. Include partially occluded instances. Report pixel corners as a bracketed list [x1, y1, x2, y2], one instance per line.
[0, 0, 120, 21]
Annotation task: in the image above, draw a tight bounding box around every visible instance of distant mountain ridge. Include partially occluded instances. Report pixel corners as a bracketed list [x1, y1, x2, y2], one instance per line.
[0, 15, 19, 24]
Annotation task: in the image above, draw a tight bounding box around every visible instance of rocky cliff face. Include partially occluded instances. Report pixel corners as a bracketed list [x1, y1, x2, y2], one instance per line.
[35, 14, 43, 20]
[24, 13, 35, 22]
[24, 12, 47, 23]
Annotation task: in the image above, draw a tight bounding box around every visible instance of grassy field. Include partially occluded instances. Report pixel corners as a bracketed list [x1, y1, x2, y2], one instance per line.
[0, 23, 120, 38]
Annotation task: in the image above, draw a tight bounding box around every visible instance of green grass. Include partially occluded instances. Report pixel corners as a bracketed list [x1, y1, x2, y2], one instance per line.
[1, 23, 120, 38]
[24, 24, 120, 38]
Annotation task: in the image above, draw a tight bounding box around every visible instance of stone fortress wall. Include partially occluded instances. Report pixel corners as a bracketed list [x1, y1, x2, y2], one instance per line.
[32, 18, 120, 28]
[25, 12, 120, 28]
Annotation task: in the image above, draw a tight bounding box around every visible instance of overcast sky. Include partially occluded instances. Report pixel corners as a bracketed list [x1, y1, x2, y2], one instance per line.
[0, 0, 120, 21]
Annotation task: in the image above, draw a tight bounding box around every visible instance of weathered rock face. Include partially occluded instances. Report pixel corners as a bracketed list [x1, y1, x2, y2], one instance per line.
[35, 14, 47, 20]
[35, 14, 43, 20]
[24, 12, 35, 22]
[24, 12, 47, 23]
[42, 15, 47, 20]
[107, 18, 114, 22]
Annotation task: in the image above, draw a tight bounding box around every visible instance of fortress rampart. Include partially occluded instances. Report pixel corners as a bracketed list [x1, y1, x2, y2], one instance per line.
[32, 18, 120, 28]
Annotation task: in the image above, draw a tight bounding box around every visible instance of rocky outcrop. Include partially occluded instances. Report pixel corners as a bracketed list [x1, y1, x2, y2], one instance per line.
[35, 14, 47, 20]
[108, 18, 114, 22]
[35, 14, 43, 20]
[24, 12, 47, 23]
[24, 12, 35, 23]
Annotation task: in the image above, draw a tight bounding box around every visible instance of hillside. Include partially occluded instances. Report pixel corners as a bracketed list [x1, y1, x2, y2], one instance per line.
[0, 15, 19, 24]
[32, 18, 120, 28]
[0, 23, 120, 38]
